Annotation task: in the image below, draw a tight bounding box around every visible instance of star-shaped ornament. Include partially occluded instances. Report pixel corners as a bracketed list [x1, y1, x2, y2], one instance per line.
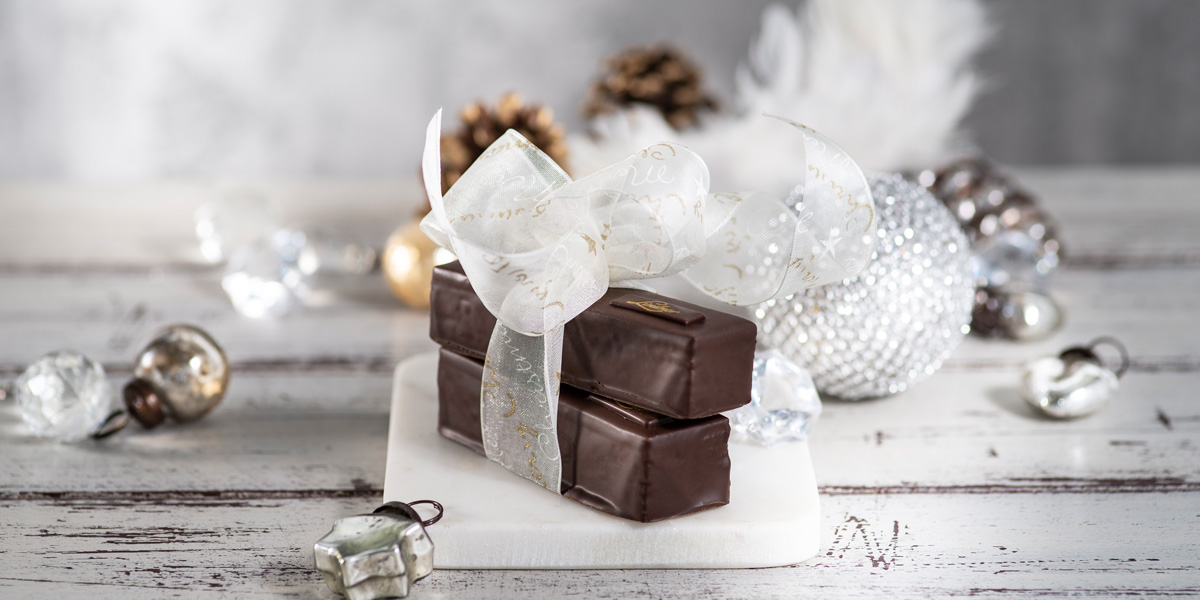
[314, 501, 441, 600]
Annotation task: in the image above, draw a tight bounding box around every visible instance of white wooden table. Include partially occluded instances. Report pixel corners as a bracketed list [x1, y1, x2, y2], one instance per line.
[2, 170, 1198, 598]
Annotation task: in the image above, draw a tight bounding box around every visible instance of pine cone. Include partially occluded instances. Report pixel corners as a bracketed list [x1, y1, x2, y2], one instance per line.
[582, 45, 719, 130]
[439, 92, 569, 196]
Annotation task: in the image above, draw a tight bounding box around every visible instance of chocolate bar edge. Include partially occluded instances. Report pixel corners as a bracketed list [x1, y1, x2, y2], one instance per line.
[436, 348, 731, 523]
[430, 261, 756, 420]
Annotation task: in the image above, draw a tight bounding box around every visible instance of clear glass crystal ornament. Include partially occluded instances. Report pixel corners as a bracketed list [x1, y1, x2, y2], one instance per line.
[222, 229, 318, 318]
[194, 188, 277, 264]
[14, 351, 115, 442]
[726, 349, 821, 446]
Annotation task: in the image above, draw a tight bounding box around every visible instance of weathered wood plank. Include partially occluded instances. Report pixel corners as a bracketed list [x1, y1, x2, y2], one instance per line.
[0, 180, 421, 268]
[2, 169, 1199, 270]
[0, 373, 393, 495]
[2, 493, 1196, 599]
[1019, 168, 1200, 264]
[0, 272, 435, 369]
[1, 172, 1198, 597]
[811, 371, 1200, 490]
[0, 266, 1196, 370]
[2, 368, 1195, 497]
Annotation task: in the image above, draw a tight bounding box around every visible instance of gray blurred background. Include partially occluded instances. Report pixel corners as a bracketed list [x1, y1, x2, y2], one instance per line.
[1, 0, 1197, 179]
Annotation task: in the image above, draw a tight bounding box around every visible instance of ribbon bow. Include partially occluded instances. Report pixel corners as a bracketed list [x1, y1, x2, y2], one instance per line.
[420, 110, 875, 493]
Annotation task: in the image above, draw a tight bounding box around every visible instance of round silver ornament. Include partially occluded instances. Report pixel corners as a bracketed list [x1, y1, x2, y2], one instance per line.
[1020, 337, 1127, 419]
[124, 324, 230, 427]
[753, 173, 976, 400]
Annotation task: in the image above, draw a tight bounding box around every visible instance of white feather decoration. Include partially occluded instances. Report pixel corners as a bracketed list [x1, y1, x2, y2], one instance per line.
[737, 0, 989, 171]
[571, 0, 990, 194]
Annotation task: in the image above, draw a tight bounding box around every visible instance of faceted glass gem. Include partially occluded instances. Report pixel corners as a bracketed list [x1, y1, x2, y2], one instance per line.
[314, 514, 434, 600]
[1020, 354, 1118, 419]
[726, 349, 822, 446]
[133, 324, 230, 423]
[14, 351, 115, 442]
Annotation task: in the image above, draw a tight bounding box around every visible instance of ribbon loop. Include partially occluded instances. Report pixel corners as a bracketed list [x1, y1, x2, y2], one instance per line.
[683, 115, 876, 305]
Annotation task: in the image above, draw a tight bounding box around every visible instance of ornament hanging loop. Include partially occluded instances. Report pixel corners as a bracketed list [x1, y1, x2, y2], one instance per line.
[1061, 336, 1129, 379]
[374, 500, 443, 528]
[1087, 336, 1129, 379]
[91, 409, 132, 439]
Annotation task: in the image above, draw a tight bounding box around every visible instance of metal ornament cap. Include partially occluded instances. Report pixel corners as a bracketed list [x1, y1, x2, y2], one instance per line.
[122, 378, 167, 428]
[1020, 338, 1127, 419]
[314, 501, 439, 600]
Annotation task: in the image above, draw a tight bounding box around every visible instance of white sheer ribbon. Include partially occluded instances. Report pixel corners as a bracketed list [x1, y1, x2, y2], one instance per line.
[420, 110, 875, 492]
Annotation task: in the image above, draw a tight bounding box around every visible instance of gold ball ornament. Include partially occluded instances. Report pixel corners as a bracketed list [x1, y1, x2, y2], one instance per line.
[382, 220, 455, 309]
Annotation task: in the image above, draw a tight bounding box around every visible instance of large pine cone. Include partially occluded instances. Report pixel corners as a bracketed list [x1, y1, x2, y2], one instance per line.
[582, 45, 719, 130]
[439, 92, 569, 195]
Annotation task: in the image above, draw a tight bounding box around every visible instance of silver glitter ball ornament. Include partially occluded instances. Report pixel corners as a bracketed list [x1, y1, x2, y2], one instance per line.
[753, 173, 975, 400]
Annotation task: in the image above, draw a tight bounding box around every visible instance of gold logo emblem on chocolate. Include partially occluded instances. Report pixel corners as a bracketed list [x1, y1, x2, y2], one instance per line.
[625, 299, 680, 314]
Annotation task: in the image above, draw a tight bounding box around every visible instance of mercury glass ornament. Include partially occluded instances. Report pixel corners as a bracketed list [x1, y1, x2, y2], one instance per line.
[123, 324, 230, 428]
[921, 157, 1064, 275]
[315, 501, 441, 600]
[753, 174, 975, 400]
[1020, 338, 1127, 419]
[13, 351, 115, 442]
[382, 220, 456, 309]
[972, 286, 1063, 341]
[726, 349, 821, 446]
[920, 158, 1066, 340]
[222, 229, 318, 318]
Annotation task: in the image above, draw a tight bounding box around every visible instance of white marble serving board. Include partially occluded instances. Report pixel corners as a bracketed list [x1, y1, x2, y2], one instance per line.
[383, 352, 821, 569]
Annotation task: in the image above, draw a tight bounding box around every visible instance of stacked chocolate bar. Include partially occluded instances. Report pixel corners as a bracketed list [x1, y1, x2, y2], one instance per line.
[429, 262, 757, 522]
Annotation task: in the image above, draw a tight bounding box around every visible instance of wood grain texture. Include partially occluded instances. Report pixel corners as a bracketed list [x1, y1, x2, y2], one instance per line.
[1, 170, 1197, 597]
[3, 494, 1197, 599]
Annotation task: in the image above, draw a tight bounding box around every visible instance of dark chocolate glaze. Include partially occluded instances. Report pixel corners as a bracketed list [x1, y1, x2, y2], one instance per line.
[436, 348, 731, 523]
[430, 262, 757, 420]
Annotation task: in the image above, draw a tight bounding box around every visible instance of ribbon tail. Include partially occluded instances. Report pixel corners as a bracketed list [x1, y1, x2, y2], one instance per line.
[419, 109, 456, 250]
[480, 322, 564, 493]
